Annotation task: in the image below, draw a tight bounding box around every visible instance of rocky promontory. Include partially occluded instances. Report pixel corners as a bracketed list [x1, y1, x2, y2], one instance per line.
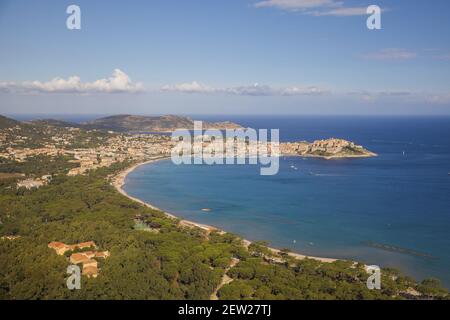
[280, 138, 376, 159]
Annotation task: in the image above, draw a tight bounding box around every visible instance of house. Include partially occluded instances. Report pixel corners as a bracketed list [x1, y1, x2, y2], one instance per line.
[77, 241, 97, 249]
[95, 251, 110, 259]
[70, 252, 92, 265]
[83, 265, 98, 278]
[41, 175, 52, 182]
[83, 259, 98, 268]
[82, 251, 97, 259]
[49, 241, 99, 256]
[48, 240, 108, 278]
[17, 179, 44, 190]
[48, 241, 71, 255]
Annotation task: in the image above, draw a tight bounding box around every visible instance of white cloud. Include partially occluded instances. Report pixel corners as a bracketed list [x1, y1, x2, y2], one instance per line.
[280, 85, 326, 95]
[161, 84, 447, 106]
[0, 69, 144, 94]
[161, 81, 214, 93]
[225, 84, 276, 96]
[362, 48, 417, 61]
[346, 90, 450, 106]
[433, 53, 450, 61]
[161, 82, 327, 96]
[312, 7, 368, 16]
[254, 0, 337, 10]
[254, 0, 372, 16]
[427, 93, 450, 104]
[348, 90, 413, 102]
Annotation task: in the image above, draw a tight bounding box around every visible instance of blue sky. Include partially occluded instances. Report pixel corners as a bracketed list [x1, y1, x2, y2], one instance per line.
[1, 0, 450, 115]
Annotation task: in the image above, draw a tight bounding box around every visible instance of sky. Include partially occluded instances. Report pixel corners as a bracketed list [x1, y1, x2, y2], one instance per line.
[1, 0, 450, 115]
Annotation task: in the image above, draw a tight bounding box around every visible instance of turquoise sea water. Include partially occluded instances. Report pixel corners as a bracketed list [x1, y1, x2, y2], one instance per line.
[123, 116, 450, 287]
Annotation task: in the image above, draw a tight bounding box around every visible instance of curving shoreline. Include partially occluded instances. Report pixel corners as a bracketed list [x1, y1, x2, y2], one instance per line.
[112, 158, 338, 263]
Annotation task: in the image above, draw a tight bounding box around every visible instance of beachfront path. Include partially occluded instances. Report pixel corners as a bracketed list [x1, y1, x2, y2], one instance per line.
[210, 258, 240, 300]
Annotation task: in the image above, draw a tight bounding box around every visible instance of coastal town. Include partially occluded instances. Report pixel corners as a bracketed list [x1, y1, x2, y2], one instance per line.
[0, 115, 376, 188]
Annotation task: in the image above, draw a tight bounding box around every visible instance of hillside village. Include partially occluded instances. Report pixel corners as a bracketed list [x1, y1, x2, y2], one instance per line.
[0, 119, 175, 182]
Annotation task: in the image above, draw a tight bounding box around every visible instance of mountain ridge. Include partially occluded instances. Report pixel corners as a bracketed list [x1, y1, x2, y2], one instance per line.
[82, 114, 243, 132]
[0, 114, 243, 133]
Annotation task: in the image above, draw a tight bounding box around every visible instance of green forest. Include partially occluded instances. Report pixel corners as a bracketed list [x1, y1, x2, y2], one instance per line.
[0, 118, 448, 300]
[0, 159, 447, 300]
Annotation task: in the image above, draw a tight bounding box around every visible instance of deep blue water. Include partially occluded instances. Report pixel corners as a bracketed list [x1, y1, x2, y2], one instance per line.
[124, 116, 450, 288]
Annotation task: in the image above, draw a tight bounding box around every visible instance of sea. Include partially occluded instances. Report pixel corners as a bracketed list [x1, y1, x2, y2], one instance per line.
[12, 114, 450, 287]
[124, 116, 450, 288]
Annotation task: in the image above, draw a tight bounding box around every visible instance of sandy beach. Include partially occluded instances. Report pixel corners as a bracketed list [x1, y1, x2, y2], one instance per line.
[112, 158, 337, 264]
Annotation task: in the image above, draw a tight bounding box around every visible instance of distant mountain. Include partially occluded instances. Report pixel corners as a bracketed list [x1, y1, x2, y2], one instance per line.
[0, 114, 243, 133]
[28, 119, 81, 128]
[82, 115, 243, 132]
[0, 115, 20, 129]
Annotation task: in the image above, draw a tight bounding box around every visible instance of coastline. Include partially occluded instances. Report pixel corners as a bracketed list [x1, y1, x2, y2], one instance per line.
[112, 158, 337, 264]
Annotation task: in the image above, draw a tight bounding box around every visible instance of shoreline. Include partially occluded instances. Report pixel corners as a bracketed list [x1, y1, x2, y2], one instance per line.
[112, 158, 337, 263]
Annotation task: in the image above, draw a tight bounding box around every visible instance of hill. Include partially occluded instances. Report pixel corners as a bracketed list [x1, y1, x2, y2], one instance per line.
[82, 114, 242, 132]
[28, 119, 81, 128]
[0, 115, 20, 129]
